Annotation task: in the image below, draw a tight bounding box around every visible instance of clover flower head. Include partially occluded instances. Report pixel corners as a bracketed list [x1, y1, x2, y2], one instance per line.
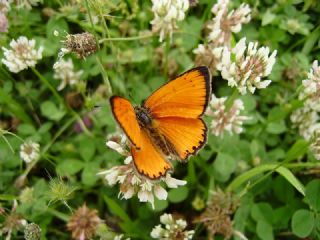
[206, 95, 249, 136]
[0, 0, 10, 13]
[20, 141, 40, 163]
[220, 38, 277, 94]
[291, 106, 319, 140]
[193, 44, 224, 74]
[151, 0, 189, 42]
[310, 128, 320, 161]
[150, 213, 194, 239]
[53, 58, 83, 91]
[2, 36, 43, 73]
[16, 0, 42, 9]
[208, 0, 251, 45]
[299, 60, 320, 112]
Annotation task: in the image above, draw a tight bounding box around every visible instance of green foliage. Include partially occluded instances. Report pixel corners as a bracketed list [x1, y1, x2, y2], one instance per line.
[1, 0, 320, 239]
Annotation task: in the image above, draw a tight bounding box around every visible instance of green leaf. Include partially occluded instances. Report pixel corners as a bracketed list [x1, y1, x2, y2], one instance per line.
[251, 203, 273, 224]
[305, 180, 320, 211]
[291, 209, 315, 238]
[56, 159, 84, 176]
[302, 26, 320, 54]
[256, 220, 274, 240]
[168, 186, 189, 203]
[261, 10, 276, 26]
[284, 139, 309, 162]
[79, 138, 96, 161]
[103, 195, 131, 223]
[40, 101, 66, 121]
[275, 167, 305, 196]
[17, 124, 37, 135]
[81, 163, 99, 186]
[213, 153, 236, 182]
[266, 121, 287, 134]
[153, 198, 168, 212]
[227, 164, 305, 196]
[0, 87, 33, 123]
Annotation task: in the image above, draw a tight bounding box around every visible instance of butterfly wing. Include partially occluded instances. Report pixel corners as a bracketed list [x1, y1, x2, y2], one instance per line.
[131, 130, 172, 179]
[155, 117, 207, 160]
[110, 96, 141, 149]
[143, 66, 211, 118]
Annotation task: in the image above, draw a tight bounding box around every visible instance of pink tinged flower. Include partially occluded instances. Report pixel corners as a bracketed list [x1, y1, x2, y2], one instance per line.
[220, 37, 277, 94]
[0, 12, 8, 32]
[206, 95, 249, 136]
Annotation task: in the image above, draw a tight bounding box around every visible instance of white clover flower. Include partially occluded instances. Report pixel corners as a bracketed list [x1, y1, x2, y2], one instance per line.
[150, 213, 194, 239]
[208, 0, 251, 45]
[298, 60, 320, 112]
[206, 95, 249, 136]
[193, 43, 224, 74]
[2, 36, 43, 73]
[151, 0, 189, 42]
[114, 234, 130, 240]
[291, 106, 319, 140]
[98, 133, 187, 209]
[310, 129, 320, 160]
[20, 141, 40, 163]
[53, 58, 83, 91]
[0, 0, 10, 13]
[16, 0, 42, 9]
[220, 38, 277, 94]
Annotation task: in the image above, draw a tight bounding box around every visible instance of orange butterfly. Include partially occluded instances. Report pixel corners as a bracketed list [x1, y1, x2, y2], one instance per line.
[110, 66, 211, 179]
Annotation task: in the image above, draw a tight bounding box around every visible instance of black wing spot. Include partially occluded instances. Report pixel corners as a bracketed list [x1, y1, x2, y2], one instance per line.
[192, 146, 197, 151]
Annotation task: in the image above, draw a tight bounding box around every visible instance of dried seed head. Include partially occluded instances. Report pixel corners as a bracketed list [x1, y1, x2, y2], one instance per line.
[24, 223, 41, 240]
[63, 32, 97, 59]
[195, 189, 239, 239]
[65, 92, 84, 109]
[67, 204, 101, 240]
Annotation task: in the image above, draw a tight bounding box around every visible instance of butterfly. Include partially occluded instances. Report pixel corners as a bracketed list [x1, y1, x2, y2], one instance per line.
[110, 66, 211, 179]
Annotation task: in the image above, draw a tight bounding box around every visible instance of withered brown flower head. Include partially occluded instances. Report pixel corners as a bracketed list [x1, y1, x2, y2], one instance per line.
[64, 32, 97, 59]
[195, 189, 239, 239]
[67, 204, 101, 240]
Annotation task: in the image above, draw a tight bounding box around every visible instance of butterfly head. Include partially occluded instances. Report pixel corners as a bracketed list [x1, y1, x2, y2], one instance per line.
[134, 106, 153, 128]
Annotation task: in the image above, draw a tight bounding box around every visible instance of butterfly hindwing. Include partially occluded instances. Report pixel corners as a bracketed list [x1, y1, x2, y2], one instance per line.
[110, 96, 141, 149]
[131, 130, 172, 179]
[156, 117, 207, 160]
[143, 66, 211, 118]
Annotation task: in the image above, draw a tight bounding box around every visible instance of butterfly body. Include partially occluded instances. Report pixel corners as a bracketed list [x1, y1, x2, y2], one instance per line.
[135, 106, 177, 157]
[110, 66, 211, 179]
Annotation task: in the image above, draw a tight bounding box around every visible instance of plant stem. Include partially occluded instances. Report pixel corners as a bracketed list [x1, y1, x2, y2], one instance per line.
[225, 88, 239, 111]
[47, 208, 69, 222]
[31, 67, 63, 104]
[99, 33, 154, 43]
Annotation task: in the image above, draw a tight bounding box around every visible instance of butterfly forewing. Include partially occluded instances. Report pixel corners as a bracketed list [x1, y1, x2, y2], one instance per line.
[110, 96, 142, 149]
